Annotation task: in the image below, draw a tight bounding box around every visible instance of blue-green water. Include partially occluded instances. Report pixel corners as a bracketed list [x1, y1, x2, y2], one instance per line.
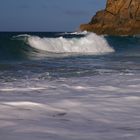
[0, 32, 140, 140]
[0, 32, 140, 79]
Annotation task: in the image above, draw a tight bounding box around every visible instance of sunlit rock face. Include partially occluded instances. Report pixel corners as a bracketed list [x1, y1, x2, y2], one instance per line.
[80, 0, 140, 35]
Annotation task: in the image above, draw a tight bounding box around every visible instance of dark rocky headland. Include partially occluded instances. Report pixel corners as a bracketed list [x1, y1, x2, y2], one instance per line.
[80, 0, 140, 35]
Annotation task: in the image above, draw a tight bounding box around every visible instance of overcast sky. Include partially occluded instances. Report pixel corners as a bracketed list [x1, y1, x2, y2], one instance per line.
[0, 0, 106, 31]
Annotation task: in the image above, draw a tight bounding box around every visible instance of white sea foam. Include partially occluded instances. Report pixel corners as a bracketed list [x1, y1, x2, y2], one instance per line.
[60, 31, 88, 35]
[27, 33, 114, 54]
[12, 34, 30, 39]
[0, 74, 140, 140]
[0, 87, 46, 92]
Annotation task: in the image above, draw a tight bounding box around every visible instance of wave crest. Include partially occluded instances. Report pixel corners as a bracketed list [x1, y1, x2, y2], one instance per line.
[26, 33, 114, 55]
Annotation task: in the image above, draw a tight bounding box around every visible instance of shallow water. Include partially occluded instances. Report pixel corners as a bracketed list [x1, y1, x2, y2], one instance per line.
[0, 32, 140, 140]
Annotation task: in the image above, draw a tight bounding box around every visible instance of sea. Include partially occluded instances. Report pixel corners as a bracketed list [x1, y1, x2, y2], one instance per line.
[0, 31, 140, 140]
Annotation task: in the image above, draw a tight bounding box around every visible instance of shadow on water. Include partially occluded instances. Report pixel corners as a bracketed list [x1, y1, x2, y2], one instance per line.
[105, 36, 140, 54]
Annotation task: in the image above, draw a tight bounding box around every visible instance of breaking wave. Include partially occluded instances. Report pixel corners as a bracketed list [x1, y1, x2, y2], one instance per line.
[1, 32, 140, 61]
[26, 33, 114, 54]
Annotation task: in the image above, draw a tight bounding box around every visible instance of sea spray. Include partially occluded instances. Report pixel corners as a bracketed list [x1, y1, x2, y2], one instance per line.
[27, 33, 114, 54]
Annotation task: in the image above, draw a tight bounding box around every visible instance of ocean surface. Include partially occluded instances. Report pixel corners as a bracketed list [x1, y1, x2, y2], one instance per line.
[0, 32, 140, 140]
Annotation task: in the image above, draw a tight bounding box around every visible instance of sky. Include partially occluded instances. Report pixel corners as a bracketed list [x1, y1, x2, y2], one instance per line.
[0, 0, 106, 32]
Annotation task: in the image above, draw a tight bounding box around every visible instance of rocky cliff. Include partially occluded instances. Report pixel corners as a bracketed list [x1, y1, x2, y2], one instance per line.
[80, 0, 140, 35]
